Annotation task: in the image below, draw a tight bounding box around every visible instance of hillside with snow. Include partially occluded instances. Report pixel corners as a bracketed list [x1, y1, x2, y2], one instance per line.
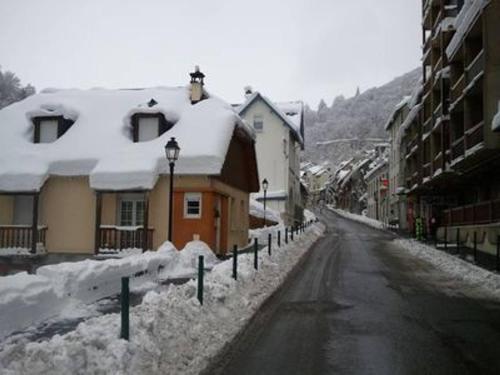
[304, 68, 421, 165]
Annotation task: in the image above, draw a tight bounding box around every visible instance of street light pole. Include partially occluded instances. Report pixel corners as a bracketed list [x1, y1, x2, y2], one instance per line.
[262, 178, 269, 226]
[168, 161, 174, 242]
[165, 137, 180, 243]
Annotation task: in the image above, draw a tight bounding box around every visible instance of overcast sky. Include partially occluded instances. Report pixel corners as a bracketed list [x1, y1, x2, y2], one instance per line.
[0, 0, 421, 108]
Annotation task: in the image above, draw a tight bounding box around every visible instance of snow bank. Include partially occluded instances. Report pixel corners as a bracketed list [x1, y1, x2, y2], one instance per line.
[304, 209, 316, 223]
[327, 206, 385, 230]
[394, 238, 500, 301]
[0, 241, 218, 340]
[0, 223, 325, 375]
[0, 273, 61, 339]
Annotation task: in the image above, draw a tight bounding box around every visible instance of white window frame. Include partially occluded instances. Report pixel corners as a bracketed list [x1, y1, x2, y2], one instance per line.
[184, 192, 202, 219]
[39, 119, 59, 143]
[119, 194, 145, 227]
[138, 117, 160, 142]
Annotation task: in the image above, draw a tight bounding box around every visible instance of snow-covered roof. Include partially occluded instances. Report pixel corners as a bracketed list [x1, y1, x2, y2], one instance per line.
[0, 86, 255, 192]
[237, 92, 304, 147]
[446, 0, 490, 59]
[384, 96, 411, 130]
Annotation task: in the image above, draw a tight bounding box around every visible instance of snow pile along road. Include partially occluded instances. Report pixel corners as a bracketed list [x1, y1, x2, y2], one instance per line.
[0, 241, 217, 340]
[327, 206, 384, 230]
[0, 223, 324, 375]
[394, 238, 500, 301]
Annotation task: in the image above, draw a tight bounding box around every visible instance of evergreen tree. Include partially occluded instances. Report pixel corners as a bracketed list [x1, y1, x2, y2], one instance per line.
[0, 66, 36, 109]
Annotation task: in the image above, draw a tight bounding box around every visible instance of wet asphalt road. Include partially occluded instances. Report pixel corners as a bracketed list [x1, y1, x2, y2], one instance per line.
[209, 210, 500, 375]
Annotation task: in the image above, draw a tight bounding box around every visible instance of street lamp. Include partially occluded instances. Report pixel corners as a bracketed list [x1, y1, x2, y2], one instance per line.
[165, 137, 180, 242]
[262, 178, 269, 225]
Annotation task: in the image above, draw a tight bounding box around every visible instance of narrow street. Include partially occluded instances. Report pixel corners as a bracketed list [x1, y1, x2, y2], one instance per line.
[209, 210, 500, 375]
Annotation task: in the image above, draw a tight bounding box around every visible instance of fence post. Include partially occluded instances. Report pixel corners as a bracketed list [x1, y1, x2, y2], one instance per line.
[254, 238, 258, 270]
[497, 235, 500, 272]
[444, 226, 448, 252]
[291, 226, 294, 241]
[268, 233, 272, 256]
[456, 228, 460, 256]
[232, 244, 238, 280]
[198, 255, 204, 305]
[278, 230, 281, 247]
[285, 228, 288, 244]
[120, 277, 129, 341]
[473, 232, 477, 263]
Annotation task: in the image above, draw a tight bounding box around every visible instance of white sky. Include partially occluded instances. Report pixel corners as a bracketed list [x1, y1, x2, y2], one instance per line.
[0, 0, 421, 108]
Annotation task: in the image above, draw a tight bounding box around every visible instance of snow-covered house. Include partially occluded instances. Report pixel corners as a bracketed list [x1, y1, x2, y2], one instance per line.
[236, 89, 304, 225]
[0, 70, 259, 256]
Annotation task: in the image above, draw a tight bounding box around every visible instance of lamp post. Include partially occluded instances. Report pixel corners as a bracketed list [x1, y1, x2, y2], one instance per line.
[262, 178, 269, 226]
[165, 137, 180, 242]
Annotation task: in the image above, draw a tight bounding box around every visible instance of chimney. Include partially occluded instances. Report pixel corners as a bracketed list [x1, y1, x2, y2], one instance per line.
[244, 85, 253, 98]
[189, 65, 205, 104]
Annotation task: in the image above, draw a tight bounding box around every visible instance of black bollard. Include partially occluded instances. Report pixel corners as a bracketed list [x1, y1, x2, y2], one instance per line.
[120, 277, 129, 340]
[268, 233, 272, 256]
[285, 228, 288, 244]
[232, 244, 238, 280]
[198, 255, 204, 305]
[254, 238, 258, 270]
[291, 226, 294, 241]
[278, 230, 281, 247]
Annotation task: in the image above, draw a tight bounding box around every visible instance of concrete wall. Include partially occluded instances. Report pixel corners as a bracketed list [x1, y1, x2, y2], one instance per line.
[40, 177, 95, 253]
[0, 196, 14, 225]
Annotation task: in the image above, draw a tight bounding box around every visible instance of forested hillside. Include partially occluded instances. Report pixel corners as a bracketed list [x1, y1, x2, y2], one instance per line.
[0, 66, 35, 109]
[304, 68, 421, 165]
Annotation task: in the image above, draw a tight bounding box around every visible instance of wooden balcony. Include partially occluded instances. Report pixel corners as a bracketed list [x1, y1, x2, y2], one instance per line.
[433, 152, 443, 174]
[442, 200, 500, 226]
[422, 162, 432, 180]
[98, 226, 154, 252]
[0, 226, 47, 252]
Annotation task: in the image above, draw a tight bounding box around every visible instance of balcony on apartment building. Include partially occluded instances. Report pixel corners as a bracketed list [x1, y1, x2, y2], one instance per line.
[442, 199, 500, 227]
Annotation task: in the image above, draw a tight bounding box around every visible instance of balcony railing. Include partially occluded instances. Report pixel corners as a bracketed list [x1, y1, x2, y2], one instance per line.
[465, 49, 484, 84]
[422, 163, 432, 179]
[451, 136, 465, 161]
[442, 200, 500, 226]
[465, 121, 484, 151]
[451, 74, 465, 104]
[433, 152, 443, 174]
[99, 226, 154, 251]
[0, 225, 47, 251]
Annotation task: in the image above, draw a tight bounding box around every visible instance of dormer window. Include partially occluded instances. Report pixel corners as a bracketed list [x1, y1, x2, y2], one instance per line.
[131, 113, 174, 142]
[33, 116, 74, 143]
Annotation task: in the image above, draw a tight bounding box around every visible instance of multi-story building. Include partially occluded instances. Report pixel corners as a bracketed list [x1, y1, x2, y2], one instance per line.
[366, 158, 389, 223]
[385, 97, 411, 229]
[402, 0, 500, 252]
[237, 89, 305, 225]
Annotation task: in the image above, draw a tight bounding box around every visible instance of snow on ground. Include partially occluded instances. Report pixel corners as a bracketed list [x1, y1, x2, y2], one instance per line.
[327, 205, 384, 230]
[304, 209, 316, 223]
[0, 241, 216, 340]
[0, 222, 325, 375]
[329, 207, 500, 301]
[249, 198, 282, 223]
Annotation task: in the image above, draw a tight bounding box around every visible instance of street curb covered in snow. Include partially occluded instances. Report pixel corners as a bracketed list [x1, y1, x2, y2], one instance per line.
[329, 207, 500, 301]
[0, 223, 325, 375]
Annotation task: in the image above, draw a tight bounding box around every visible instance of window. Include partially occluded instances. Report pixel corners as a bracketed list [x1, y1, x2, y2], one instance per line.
[119, 194, 145, 226]
[253, 114, 263, 131]
[184, 193, 202, 218]
[132, 113, 174, 142]
[138, 117, 160, 141]
[33, 116, 74, 143]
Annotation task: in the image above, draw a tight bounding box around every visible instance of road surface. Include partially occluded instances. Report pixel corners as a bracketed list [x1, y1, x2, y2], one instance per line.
[208, 210, 500, 375]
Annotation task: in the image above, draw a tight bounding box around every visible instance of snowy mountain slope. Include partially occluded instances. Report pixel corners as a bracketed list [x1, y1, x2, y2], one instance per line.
[304, 68, 421, 165]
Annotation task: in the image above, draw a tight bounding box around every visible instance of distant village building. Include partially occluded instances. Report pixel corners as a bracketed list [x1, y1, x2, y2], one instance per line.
[237, 91, 305, 225]
[0, 69, 259, 256]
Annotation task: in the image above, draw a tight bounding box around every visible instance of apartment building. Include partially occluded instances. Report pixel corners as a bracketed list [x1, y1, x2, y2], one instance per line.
[402, 0, 500, 252]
